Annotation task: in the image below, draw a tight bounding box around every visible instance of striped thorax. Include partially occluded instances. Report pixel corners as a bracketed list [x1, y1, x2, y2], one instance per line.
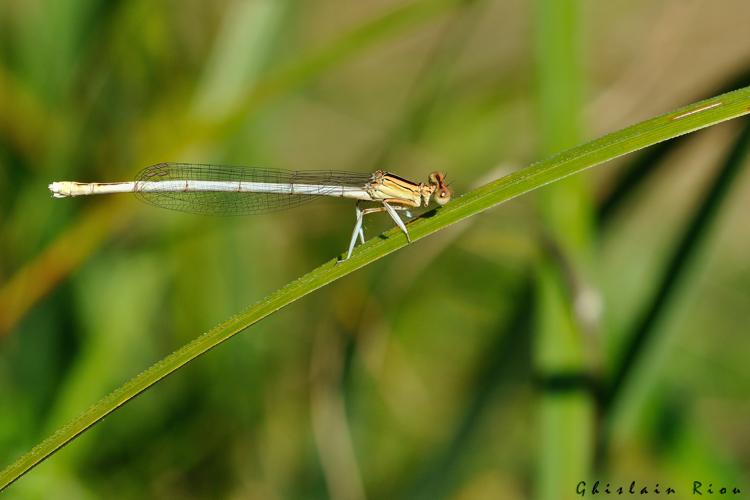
[366, 170, 452, 208]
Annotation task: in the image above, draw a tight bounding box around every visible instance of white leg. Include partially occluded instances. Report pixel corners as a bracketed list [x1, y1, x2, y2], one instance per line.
[340, 204, 366, 263]
[338, 203, 412, 263]
[383, 201, 410, 242]
[356, 203, 365, 244]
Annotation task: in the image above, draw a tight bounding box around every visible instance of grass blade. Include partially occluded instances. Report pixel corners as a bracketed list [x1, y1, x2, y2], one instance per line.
[1, 86, 749, 492]
[532, 0, 594, 496]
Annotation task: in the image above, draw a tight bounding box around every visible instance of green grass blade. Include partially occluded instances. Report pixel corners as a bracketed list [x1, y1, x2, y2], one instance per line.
[532, 1, 593, 499]
[1, 86, 749, 492]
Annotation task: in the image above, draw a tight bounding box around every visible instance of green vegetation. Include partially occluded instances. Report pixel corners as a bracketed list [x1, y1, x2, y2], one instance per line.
[2, 1, 750, 498]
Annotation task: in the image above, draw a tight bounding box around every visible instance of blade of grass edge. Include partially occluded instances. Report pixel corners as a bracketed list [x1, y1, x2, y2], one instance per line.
[1, 86, 749, 491]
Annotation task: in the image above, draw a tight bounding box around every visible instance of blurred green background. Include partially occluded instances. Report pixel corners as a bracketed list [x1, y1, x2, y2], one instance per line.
[2, 0, 750, 498]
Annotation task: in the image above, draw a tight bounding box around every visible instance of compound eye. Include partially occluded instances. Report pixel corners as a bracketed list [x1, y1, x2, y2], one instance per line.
[435, 187, 451, 205]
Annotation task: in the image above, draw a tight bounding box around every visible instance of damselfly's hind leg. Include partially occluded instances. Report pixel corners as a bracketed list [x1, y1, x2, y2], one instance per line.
[340, 202, 366, 263]
[338, 201, 412, 263]
[356, 203, 366, 244]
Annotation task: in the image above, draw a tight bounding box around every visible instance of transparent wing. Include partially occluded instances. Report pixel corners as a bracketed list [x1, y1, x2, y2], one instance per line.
[134, 163, 373, 216]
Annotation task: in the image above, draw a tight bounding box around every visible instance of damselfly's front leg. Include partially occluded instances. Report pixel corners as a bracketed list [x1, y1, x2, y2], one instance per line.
[339, 201, 412, 263]
[381, 201, 410, 242]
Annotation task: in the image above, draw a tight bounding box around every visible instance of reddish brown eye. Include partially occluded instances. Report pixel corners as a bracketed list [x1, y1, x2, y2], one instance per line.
[428, 171, 451, 205]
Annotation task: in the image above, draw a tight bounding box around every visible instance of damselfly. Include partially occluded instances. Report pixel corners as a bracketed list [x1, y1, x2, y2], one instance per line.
[49, 163, 452, 261]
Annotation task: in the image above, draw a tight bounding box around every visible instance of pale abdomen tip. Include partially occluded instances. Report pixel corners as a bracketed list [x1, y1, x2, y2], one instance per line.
[49, 181, 73, 198]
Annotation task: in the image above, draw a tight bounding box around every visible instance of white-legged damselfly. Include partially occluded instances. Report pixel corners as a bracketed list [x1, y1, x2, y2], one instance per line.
[49, 163, 452, 261]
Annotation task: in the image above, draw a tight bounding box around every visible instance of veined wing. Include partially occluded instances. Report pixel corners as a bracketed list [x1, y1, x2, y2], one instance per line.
[134, 163, 373, 216]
